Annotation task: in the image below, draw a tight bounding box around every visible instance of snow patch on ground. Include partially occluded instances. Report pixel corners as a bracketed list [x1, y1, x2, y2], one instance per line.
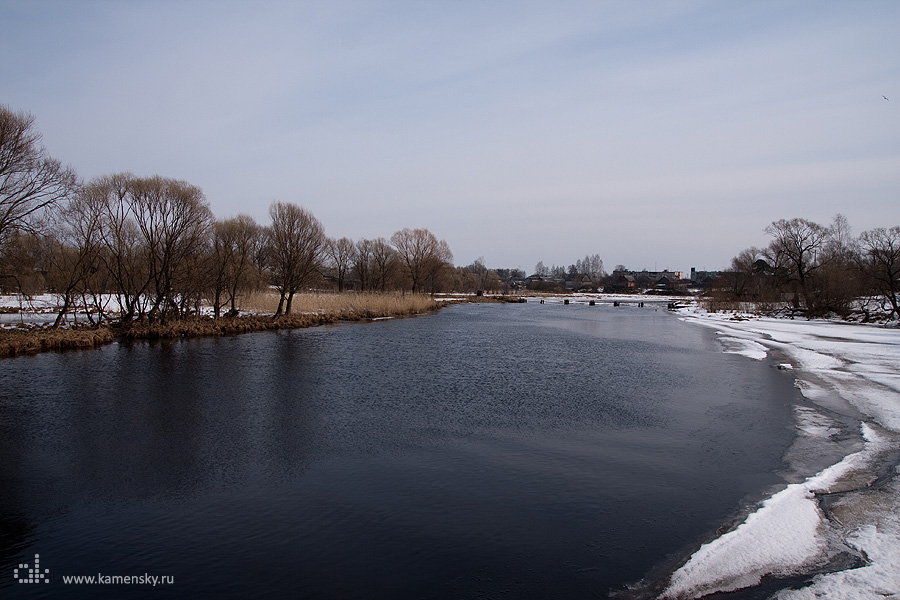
[664, 307, 900, 599]
[774, 472, 900, 600]
[662, 425, 894, 599]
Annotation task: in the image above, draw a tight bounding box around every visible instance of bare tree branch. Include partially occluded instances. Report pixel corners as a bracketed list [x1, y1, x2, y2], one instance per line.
[0, 105, 78, 243]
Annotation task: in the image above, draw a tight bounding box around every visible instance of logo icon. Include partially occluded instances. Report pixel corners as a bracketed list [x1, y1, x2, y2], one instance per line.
[14, 554, 49, 584]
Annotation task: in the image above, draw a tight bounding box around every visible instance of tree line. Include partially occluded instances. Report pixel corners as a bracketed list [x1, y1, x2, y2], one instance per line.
[713, 215, 900, 320]
[7, 104, 897, 323]
[0, 104, 455, 328]
[533, 255, 606, 280]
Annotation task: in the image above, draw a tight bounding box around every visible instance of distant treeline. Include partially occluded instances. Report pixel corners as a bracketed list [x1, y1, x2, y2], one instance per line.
[708, 215, 900, 320]
[8, 104, 896, 324]
[1, 104, 462, 327]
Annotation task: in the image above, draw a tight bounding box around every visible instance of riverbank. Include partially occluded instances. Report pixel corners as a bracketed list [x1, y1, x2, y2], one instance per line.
[659, 307, 900, 599]
[0, 292, 448, 358]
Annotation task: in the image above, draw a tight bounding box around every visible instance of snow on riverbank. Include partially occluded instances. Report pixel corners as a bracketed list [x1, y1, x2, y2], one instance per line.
[663, 307, 900, 599]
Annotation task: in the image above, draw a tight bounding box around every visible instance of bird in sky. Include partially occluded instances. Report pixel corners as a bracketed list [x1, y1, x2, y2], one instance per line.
[884, 95, 890, 101]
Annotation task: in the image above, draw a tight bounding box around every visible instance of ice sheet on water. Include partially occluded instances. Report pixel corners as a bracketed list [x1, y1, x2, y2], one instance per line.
[794, 406, 842, 440]
[818, 370, 900, 433]
[662, 425, 894, 599]
[665, 308, 900, 599]
[781, 345, 845, 371]
[792, 377, 829, 401]
[715, 335, 768, 360]
[774, 473, 900, 600]
[782, 407, 862, 485]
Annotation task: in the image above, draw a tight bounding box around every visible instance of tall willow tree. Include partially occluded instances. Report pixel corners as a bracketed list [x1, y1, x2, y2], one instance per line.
[81, 173, 213, 325]
[266, 202, 326, 316]
[209, 214, 264, 318]
[858, 226, 900, 319]
[390, 227, 453, 293]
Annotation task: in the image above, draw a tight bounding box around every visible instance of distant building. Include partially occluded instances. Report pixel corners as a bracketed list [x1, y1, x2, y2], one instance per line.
[628, 269, 683, 281]
[690, 268, 723, 281]
[613, 269, 682, 282]
[607, 274, 637, 293]
[690, 268, 724, 288]
[607, 268, 691, 294]
[654, 275, 676, 290]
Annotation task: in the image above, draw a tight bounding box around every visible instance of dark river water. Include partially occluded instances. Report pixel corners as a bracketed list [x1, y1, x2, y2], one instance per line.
[0, 301, 802, 599]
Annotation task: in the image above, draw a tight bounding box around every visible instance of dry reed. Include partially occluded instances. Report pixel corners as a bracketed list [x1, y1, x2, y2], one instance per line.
[1, 292, 442, 358]
[0, 326, 116, 358]
[242, 291, 440, 319]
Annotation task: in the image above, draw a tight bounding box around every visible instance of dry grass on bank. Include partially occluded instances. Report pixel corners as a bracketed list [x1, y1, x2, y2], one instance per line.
[0, 326, 116, 358]
[119, 313, 342, 340]
[242, 291, 441, 319]
[1, 292, 442, 358]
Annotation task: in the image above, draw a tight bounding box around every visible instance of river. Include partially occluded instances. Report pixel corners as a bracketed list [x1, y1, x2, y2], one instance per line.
[0, 301, 805, 598]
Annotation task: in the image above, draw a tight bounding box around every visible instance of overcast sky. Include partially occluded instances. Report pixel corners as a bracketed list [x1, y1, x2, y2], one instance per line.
[3, 1, 899, 274]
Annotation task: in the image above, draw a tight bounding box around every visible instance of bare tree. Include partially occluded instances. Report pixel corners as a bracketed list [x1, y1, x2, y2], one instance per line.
[858, 226, 900, 319]
[425, 238, 453, 293]
[473, 257, 496, 292]
[574, 254, 605, 279]
[80, 173, 214, 325]
[458, 257, 499, 293]
[0, 229, 46, 299]
[128, 176, 214, 322]
[84, 173, 150, 325]
[44, 193, 104, 327]
[765, 218, 829, 310]
[827, 214, 854, 260]
[727, 246, 772, 301]
[0, 105, 78, 244]
[390, 227, 453, 293]
[353, 238, 374, 291]
[326, 236, 356, 292]
[267, 202, 326, 315]
[814, 214, 860, 316]
[210, 215, 263, 318]
[370, 237, 396, 291]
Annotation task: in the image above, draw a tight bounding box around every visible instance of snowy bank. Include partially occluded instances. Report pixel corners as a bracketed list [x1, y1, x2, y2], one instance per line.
[662, 308, 900, 599]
